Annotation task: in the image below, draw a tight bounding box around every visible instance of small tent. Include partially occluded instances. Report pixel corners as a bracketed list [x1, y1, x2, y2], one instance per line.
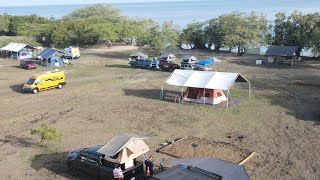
[181, 55, 198, 64]
[37, 48, 64, 67]
[0, 42, 36, 59]
[129, 52, 148, 60]
[97, 134, 150, 164]
[161, 69, 251, 108]
[160, 51, 176, 61]
[152, 157, 250, 180]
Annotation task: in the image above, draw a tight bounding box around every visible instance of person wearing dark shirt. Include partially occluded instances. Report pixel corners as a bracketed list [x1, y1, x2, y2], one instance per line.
[145, 156, 154, 176]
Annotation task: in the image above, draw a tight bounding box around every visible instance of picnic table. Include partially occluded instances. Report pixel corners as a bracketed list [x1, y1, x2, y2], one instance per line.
[164, 93, 181, 103]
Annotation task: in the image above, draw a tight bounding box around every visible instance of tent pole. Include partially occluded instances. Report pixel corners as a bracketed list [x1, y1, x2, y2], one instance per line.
[226, 90, 229, 110]
[204, 88, 206, 105]
[181, 87, 184, 103]
[228, 90, 236, 110]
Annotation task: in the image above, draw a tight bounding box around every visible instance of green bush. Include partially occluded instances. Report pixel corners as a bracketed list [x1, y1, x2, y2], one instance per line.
[30, 123, 62, 143]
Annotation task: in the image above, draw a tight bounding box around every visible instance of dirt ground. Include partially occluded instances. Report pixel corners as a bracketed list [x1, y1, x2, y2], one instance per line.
[158, 136, 252, 164]
[0, 45, 320, 180]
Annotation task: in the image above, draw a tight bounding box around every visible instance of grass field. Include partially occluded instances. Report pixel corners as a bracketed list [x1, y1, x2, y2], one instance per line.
[0, 45, 319, 180]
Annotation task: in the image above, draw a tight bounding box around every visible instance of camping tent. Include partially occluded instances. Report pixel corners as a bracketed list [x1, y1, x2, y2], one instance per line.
[195, 58, 222, 71]
[265, 45, 299, 65]
[0, 42, 36, 59]
[129, 52, 148, 59]
[161, 69, 251, 108]
[152, 157, 250, 180]
[160, 51, 176, 61]
[97, 134, 150, 164]
[37, 48, 64, 67]
[181, 55, 197, 64]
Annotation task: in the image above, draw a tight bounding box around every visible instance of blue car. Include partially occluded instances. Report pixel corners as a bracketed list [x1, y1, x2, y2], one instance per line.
[129, 59, 155, 69]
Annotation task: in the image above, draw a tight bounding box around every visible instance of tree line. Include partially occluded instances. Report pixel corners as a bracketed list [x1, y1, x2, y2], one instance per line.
[0, 4, 319, 56]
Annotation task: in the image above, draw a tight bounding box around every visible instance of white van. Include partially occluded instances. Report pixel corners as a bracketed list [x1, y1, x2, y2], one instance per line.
[62, 46, 80, 59]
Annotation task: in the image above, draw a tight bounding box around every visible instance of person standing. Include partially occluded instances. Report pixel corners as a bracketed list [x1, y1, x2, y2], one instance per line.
[145, 156, 154, 177]
[113, 164, 124, 180]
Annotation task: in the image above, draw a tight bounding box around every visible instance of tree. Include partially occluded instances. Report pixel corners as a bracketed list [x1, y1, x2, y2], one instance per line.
[136, 20, 180, 53]
[204, 18, 224, 51]
[220, 12, 267, 56]
[180, 21, 207, 49]
[63, 4, 121, 21]
[307, 27, 320, 57]
[0, 14, 10, 35]
[30, 123, 62, 143]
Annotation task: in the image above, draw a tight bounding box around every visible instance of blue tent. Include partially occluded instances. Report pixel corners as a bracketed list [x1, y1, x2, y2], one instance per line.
[195, 59, 214, 65]
[48, 56, 64, 67]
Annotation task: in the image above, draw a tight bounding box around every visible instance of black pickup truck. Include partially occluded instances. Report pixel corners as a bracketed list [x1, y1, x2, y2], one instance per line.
[66, 146, 144, 180]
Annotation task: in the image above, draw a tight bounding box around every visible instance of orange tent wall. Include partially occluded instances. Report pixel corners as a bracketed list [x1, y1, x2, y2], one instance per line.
[184, 87, 226, 100]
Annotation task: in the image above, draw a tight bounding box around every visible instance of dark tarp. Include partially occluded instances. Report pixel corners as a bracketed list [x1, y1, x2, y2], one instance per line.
[265, 45, 299, 56]
[153, 157, 250, 180]
[37, 48, 59, 59]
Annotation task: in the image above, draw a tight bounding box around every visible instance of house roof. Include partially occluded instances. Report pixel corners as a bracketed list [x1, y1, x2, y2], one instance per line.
[97, 134, 149, 157]
[164, 69, 248, 91]
[153, 157, 250, 180]
[37, 48, 59, 59]
[265, 45, 299, 56]
[0, 42, 36, 52]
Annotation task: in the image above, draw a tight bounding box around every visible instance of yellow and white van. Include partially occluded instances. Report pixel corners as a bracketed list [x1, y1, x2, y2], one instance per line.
[63, 46, 80, 59]
[23, 70, 66, 94]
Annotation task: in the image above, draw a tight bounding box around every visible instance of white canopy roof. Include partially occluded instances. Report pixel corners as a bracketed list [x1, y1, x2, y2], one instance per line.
[0, 42, 36, 52]
[165, 69, 248, 91]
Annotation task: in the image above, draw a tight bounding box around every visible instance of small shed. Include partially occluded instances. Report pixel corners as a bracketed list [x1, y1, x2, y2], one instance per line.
[159, 51, 176, 61]
[0, 42, 36, 59]
[152, 157, 250, 180]
[265, 45, 299, 65]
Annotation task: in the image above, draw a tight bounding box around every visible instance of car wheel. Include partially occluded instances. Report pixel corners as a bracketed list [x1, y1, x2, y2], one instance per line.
[58, 84, 63, 89]
[68, 165, 78, 176]
[146, 65, 150, 69]
[32, 89, 38, 94]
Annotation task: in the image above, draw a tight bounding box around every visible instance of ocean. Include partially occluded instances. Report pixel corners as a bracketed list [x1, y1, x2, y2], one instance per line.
[1, 0, 320, 27]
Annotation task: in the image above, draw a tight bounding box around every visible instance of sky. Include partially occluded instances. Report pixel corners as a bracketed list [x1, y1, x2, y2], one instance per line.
[0, 0, 191, 7]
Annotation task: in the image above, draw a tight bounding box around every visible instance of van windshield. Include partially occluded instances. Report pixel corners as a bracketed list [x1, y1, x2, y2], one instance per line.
[26, 78, 36, 85]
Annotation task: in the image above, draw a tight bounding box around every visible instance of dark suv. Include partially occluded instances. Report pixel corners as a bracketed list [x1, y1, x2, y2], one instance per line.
[66, 146, 144, 180]
[20, 60, 37, 69]
[159, 60, 180, 72]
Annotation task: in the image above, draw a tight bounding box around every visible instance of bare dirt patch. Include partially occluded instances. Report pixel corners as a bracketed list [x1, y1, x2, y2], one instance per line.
[158, 136, 252, 164]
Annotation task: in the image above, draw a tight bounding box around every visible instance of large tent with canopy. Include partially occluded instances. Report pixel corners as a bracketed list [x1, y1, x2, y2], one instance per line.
[36, 48, 64, 67]
[161, 69, 251, 109]
[97, 134, 150, 168]
[0, 42, 37, 59]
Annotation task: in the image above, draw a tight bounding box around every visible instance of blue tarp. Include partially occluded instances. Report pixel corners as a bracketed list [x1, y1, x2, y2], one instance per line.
[195, 59, 214, 65]
[37, 48, 58, 59]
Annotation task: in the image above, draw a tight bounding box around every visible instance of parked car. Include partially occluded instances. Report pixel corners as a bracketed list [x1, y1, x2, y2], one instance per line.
[129, 59, 155, 69]
[22, 70, 66, 94]
[159, 60, 180, 72]
[66, 146, 144, 180]
[61, 46, 80, 59]
[180, 63, 198, 70]
[20, 60, 37, 69]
